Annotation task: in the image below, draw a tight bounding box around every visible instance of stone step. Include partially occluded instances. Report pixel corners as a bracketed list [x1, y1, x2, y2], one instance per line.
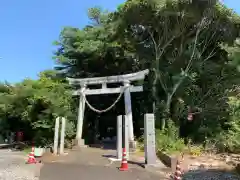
[71, 145, 89, 151]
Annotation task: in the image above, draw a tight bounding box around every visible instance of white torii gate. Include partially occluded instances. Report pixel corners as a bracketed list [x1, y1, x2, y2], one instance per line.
[67, 69, 149, 148]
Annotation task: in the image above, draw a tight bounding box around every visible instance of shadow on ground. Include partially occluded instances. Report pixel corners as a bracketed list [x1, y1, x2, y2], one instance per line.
[102, 154, 146, 168]
[88, 142, 116, 150]
[0, 142, 26, 150]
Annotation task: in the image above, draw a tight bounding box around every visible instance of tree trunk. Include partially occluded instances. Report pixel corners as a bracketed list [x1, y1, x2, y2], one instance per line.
[160, 93, 174, 130]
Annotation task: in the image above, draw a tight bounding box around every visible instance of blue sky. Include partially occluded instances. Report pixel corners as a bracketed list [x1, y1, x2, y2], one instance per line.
[0, 0, 239, 83]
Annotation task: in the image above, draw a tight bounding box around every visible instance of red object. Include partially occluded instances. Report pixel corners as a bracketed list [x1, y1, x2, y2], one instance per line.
[17, 131, 23, 141]
[26, 147, 37, 164]
[187, 113, 193, 121]
[119, 148, 128, 171]
[174, 160, 182, 180]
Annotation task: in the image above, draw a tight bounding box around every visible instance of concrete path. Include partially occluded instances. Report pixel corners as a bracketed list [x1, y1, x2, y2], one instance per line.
[40, 163, 165, 180]
[39, 148, 169, 180]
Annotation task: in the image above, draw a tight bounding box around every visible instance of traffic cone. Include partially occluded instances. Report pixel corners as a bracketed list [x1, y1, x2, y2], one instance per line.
[119, 148, 128, 171]
[174, 160, 182, 180]
[26, 146, 37, 164]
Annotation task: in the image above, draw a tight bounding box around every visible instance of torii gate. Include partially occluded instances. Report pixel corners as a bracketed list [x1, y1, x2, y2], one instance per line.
[67, 69, 149, 148]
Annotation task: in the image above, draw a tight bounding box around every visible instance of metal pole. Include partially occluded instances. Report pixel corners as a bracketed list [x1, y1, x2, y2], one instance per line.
[53, 117, 60, 155]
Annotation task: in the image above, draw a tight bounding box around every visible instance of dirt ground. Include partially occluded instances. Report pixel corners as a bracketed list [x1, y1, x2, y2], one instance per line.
[180, 153, 240, 172]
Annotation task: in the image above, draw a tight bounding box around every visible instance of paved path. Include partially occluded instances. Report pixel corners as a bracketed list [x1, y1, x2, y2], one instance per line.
[40, 163, 165, 180]
[39, 148, 169, 180]
[0, 149, 40, 180]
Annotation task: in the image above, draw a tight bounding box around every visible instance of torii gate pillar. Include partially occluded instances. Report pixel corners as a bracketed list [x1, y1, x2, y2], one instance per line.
[75, 85, 86, 147]
[124, 80, 136, 149]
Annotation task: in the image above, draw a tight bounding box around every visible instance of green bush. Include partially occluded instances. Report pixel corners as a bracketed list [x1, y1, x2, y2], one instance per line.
[155, 121, 185, 154]
[136, 121, 186, 154]
[136, 135, 144, 151]
[216, 95, 240, 153]
[155, 129, 185, 154]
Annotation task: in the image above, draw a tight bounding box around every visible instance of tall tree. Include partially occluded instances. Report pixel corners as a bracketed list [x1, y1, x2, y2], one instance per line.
[113, 0, 240, 130]
[53, 7, 138, 78]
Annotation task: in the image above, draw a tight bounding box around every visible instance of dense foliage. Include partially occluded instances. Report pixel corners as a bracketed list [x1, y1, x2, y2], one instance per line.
[0, 72, 76, 146]
[0, 0, 239, 153]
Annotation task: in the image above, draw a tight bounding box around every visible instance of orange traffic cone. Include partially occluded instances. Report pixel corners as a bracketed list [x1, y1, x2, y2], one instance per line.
[26, 146, 37, 164]
[174, 160, 182, 180]
[119, 148, 128, 171]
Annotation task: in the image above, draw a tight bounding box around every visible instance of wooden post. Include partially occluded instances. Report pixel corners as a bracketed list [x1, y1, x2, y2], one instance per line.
[53, 117, 60, 155]
[124, 81, 135, 149]
[59, 117, 66, 154]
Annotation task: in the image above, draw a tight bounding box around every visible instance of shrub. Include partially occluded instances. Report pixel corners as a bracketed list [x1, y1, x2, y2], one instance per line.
[187, 140, 203, 156]
[155, 121, 185, 154]
[136, 121, 186, 155]
[155, 129, 185, 154]
[216, 95, 240, 153]
[136, 135, 144, 151]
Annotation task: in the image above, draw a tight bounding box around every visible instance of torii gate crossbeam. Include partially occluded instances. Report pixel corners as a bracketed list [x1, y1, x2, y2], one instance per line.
[67, 69, 149, 149]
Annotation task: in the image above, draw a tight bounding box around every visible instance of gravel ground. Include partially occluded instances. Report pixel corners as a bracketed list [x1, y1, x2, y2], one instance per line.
[0, 149, 40, 180]
[182, 169, 240, 180]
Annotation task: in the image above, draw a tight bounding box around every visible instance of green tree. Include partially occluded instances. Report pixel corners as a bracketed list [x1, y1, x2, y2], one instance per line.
[53, 7, 138, 78]
[51, 0, 240, 151]
[0, 73, 75, 146]
[113, 0, 240, 131]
